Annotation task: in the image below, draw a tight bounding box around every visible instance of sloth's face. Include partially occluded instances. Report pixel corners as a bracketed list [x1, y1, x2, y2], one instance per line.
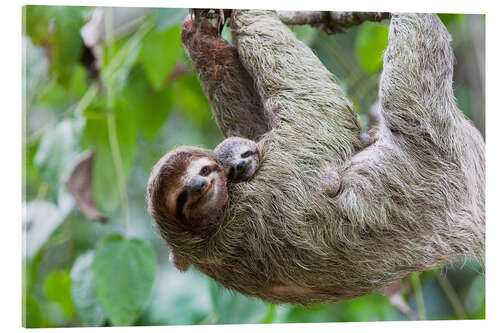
[215, 137, 260, 182]
[165, 155, 227, 231]
[224, 144, 259, 181]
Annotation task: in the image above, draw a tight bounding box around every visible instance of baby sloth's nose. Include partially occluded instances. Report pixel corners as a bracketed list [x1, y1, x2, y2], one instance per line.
[187, 177, 208, 194]
[236, 160, 246, 171]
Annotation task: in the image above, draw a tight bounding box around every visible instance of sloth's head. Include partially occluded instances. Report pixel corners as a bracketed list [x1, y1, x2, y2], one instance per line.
[146, 146, 228, 242]
[214, 137, 260, 182]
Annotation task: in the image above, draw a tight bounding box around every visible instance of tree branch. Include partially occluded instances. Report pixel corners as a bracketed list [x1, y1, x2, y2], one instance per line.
[277, 11, 390, 34]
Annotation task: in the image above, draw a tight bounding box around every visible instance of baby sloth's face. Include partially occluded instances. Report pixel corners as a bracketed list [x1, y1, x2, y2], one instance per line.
[214, 137, 260, 182]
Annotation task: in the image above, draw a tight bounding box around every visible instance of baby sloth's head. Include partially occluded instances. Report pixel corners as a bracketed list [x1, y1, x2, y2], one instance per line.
[214, 137, 260, 182]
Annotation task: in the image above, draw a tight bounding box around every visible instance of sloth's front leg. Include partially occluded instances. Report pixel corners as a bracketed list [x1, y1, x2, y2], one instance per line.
[181, 13, 271, 140]
[214, 137, 260, 182]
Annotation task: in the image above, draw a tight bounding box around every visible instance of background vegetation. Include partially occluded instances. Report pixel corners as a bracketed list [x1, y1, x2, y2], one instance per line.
[22, 6, 485, 327]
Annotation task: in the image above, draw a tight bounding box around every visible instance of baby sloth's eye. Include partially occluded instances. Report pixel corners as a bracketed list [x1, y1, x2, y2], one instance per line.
[241, 150, 254, 158]
[200, 166, 210, 176]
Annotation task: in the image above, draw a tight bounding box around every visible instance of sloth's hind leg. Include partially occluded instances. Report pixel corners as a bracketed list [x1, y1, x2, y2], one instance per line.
[378, 14, 460, 152]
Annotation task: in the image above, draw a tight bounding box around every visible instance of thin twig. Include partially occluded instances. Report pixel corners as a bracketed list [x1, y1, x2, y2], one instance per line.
[104, 8, 130, 237]
[410, 273, 427, 320]
[437, 274, 468, 319]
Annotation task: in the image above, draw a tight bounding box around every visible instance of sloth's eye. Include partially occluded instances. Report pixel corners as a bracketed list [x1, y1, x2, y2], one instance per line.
[241, 150, 254, 158]
[200, 166, 210, 176]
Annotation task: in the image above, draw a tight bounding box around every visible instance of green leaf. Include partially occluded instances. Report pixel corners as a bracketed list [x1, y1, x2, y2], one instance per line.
[70, 251, 106, 326]
[438, 14, 466, 28]
[101, 19, 153, 92]
[68, 65, 89, 98]
[464, 274, 485, 319]
[24, 139, 42, 202]
[355, 21, 389, 73]
[23, 294, 48, 328]
[141, 266, 212, 325]
[152, 8, 189, 31]
[82, 108, 137, 214]
[140, 25, 183, 90]
[209, 280, 268, 324]
[44, 270, 75, 319]
[24, 36, 50, 107]
[174, 73, 212, 126]
[24, 6, 85, 87]
[34, 117, 84, 189]
[93, 235, 156, 326]
[23, 199, 72, 258]
[221, 25, 232, 44]
[117, 67, 173, 141]
[455, 83, 474, 120]
[291, 25, 318, 46]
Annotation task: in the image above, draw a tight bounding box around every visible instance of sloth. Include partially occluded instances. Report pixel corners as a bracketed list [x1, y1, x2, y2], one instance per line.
[148, 10, 485, 305]
[147, 146, 228, 237]
[148, 137, 262, 272]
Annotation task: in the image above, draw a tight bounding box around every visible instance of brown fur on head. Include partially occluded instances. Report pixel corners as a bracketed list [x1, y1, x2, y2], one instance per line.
[146, 146, 228, 265]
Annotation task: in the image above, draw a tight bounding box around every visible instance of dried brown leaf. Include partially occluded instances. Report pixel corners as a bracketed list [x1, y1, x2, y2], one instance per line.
[65, 150, 107, 222]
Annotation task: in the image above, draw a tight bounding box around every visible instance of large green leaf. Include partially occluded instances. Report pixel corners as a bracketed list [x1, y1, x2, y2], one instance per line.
[117, 67, 173, 141]
[24, 6, 85, 87]
[23, 197, 73, 259]
[174, 73, 213, 127]
[93, 235, 156, 326]
[355, 21, 389, 73]
[44, 270, 75, 319]
[82, 107, 137, 214]
[70, 251, 106, 326]
[140, 25, 183, 90]
[140, 265, 212, 325]
[34, 117, 83, 189]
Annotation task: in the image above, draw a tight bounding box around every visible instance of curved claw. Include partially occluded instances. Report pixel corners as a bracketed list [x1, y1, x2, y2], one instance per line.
[189, 8, 230, 37]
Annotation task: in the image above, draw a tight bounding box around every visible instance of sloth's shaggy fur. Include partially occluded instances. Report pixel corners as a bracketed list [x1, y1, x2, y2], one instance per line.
[181, 17, 271, 140]
[152, 10, 484, 305]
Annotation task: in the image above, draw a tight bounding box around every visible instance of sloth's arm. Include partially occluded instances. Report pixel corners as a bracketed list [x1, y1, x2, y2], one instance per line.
[231, 10, 361, 142]
[181, 15, 271, 141]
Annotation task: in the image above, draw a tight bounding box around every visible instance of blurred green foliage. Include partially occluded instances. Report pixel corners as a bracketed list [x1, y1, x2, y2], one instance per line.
[22, 6, 485, 327]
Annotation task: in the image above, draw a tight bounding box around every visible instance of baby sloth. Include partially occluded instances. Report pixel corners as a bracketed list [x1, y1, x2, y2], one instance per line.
[147, 137, 261, 272]
[214, 136, 260, 182]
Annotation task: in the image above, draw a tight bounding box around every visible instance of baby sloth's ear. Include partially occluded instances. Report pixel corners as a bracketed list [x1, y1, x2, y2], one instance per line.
[169, 250, 191, 272]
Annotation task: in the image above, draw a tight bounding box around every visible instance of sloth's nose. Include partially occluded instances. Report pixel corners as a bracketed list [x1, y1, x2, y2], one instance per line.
[236, 160, 246, 171]
[187, 177, 207, 194]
